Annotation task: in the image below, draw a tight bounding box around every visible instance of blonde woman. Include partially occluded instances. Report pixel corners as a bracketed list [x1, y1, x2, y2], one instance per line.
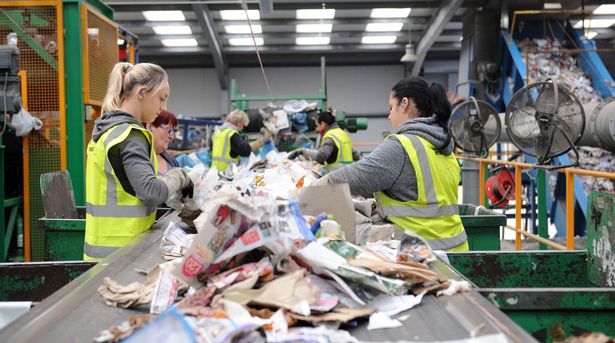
[84, 62, 191, 261]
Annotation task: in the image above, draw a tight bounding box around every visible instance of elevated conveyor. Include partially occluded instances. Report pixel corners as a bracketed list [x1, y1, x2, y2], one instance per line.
[0, 213, 536, 343]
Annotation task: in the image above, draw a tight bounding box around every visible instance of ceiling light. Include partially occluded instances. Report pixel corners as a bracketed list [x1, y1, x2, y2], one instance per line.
[370, 8, 411, 18]
[543, 3, 562, 9]
[225, 25, 262, 34]
[229, 37, 264, 46]
[361, 35, 397, 44]
[220, 10, 260, 21]
[296, 36, 330, 45]
[296, 9, 335, 19]
[161, 38, 197, 47]
[117, 38, 125, 45]
[153, 25, 192, 35]
[296, 24, 333, 33]
[574, 19, 615, 28]
[365, 23, 403, 32]
[586, 31, 598, 39]
[593, 4, 615, 14]
[400, 43, 418, 62]
[142, 11, 185, 21]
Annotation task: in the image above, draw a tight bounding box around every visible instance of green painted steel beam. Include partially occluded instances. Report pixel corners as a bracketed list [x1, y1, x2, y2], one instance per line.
[63, 1, 86, 205]
[0, 134, 4, 262]
[537, 170, 548, 250]
[0, 10, 57, 72]
[448, 251, 590, 288]
[0, 262, 95, 301]
[4, 197, 20, 207]
[39, 218, 85, 230]
[481, 288, 615, 310]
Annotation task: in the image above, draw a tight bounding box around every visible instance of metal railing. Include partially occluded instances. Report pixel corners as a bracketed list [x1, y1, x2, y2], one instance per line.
[458, 156, 615, 251]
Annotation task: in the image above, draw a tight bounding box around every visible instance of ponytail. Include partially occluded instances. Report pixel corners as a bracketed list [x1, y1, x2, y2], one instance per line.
[102, 63, 132, 114]
[101, 62, 168, 114]
[391, 76, 451, 128]
[428, 82, 452, 125]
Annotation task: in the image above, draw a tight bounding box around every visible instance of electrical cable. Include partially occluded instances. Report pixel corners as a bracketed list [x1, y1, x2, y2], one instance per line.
[2, 72, 8, 137]
[240, 0, 275, 104]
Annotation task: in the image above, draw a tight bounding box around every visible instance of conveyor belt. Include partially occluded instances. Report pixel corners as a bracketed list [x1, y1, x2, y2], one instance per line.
[0, 213, 536, 342]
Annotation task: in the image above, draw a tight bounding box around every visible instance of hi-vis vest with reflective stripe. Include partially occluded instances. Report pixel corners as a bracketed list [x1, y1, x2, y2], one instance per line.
[211, 127, 240, 171]
[375, 134, 467, 251]
[321, 127, 353, 167]
[84, 123, 158, 261]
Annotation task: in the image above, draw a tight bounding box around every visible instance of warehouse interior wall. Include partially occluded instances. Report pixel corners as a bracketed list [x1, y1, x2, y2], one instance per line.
[166, 62, 458, 150]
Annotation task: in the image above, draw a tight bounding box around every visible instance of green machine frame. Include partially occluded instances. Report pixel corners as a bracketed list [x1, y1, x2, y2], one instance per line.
[230, 56, 328, 112]
[63, 0, 114, 206]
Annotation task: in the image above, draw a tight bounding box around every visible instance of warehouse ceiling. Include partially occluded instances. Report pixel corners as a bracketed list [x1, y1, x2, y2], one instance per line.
[107, 0, 480, 69]
[107, 0, 615, 75]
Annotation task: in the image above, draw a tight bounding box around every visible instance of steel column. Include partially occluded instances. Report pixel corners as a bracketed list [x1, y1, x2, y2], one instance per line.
[411, 0, 463, 75]
[192, 3, 227, 90]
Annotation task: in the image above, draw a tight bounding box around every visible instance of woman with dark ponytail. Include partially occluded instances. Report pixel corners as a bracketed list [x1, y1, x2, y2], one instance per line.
[313, 76, 468, 251]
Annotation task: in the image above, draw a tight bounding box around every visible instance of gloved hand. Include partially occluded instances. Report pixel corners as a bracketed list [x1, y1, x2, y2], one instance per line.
[260, 127, 273, 138]
[249, 136, 267, 151]
[160, 168, 192, 207]
[179, 198, 201, 227]
[288, 148, 305, 160]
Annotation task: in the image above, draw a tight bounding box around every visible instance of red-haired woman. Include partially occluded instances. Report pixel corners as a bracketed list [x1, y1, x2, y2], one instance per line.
[146, 110, 179, 174]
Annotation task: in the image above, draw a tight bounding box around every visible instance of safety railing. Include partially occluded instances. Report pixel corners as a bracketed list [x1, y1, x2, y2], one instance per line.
[457, 156, 615, 251]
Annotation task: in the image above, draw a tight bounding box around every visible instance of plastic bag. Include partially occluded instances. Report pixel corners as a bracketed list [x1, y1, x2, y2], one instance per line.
[396, 230, 435, 263]
[9, 108, 43, 136]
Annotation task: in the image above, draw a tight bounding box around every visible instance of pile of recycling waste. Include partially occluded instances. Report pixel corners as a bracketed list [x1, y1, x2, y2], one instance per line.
[93, 151, 471, 343]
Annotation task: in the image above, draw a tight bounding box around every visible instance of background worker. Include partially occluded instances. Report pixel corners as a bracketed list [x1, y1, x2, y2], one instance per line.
[84, 62, 192, 261]
[313, 76, 468, 252]
[288, 111, 353, 166]
[211, 109, 272, 171]
[147, 110, 179, 174]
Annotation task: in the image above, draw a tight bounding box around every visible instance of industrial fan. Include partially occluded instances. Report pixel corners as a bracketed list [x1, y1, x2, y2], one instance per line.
[504, 81, 585, 167]
[449, 97, 501, 156]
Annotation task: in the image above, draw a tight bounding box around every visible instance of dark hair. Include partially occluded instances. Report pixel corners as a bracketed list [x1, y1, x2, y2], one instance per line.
[316, 111, 336, 126]
[151, 110, 178, 128]
[391, 76, 452, 126]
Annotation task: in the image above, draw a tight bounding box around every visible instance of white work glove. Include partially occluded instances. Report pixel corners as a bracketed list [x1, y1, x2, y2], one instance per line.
[159, 168, 192, 204]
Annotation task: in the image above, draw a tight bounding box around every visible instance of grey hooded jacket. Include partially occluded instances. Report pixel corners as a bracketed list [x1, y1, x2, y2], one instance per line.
[327, 115, 455, 202]
[91, 111, 168, 206]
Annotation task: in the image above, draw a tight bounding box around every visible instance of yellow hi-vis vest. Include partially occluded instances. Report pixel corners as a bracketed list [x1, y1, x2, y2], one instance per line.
[321, 127, 353, 167]
[375, 134, 468, 251]
[84, 123, 158, 261]
[211, 126, 240, 172]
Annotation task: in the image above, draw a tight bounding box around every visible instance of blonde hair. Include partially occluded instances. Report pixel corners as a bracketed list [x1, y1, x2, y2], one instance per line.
[227, 109, 250, 127]
[101, 62, 168, 114]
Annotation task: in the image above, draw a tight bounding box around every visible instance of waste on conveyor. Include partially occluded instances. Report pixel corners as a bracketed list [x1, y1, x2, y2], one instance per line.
[93, 150, 471, 343]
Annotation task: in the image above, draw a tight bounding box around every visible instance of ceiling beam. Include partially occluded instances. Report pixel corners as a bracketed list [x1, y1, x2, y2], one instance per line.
[192, 3, 227, 89]
[411, 0, 464, 75]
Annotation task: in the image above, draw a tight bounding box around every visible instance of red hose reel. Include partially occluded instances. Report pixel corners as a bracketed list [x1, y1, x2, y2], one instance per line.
[485, 168, 516, 207]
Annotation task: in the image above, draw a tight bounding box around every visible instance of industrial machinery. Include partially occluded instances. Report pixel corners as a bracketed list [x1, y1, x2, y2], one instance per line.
[0, 0, 122, 261]
[0, 45, 23, 261]
[450, 97, 501, 156]
[504, 80, 585, 167]
[230, 57, 368, 152]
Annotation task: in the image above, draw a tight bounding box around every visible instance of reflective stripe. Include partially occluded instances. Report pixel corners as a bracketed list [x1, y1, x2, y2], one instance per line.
[427, 230, 468, 250]
[94, 124, 153, 218]
[220, 129, 234, 162]
[326, 134, 348, 162]
[212, 156, 234, 163]
[380, 203, 459, 218]
[405, 134, 437, 204]
[86, 202, 155, 217]
[83, 242, 120, 259]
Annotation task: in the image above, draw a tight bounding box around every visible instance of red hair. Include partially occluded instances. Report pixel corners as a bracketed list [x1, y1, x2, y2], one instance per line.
[151, 110, 178, 128]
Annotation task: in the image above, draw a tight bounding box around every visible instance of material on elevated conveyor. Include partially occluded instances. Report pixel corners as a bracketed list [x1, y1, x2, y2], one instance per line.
[0, 212, 537, 343]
